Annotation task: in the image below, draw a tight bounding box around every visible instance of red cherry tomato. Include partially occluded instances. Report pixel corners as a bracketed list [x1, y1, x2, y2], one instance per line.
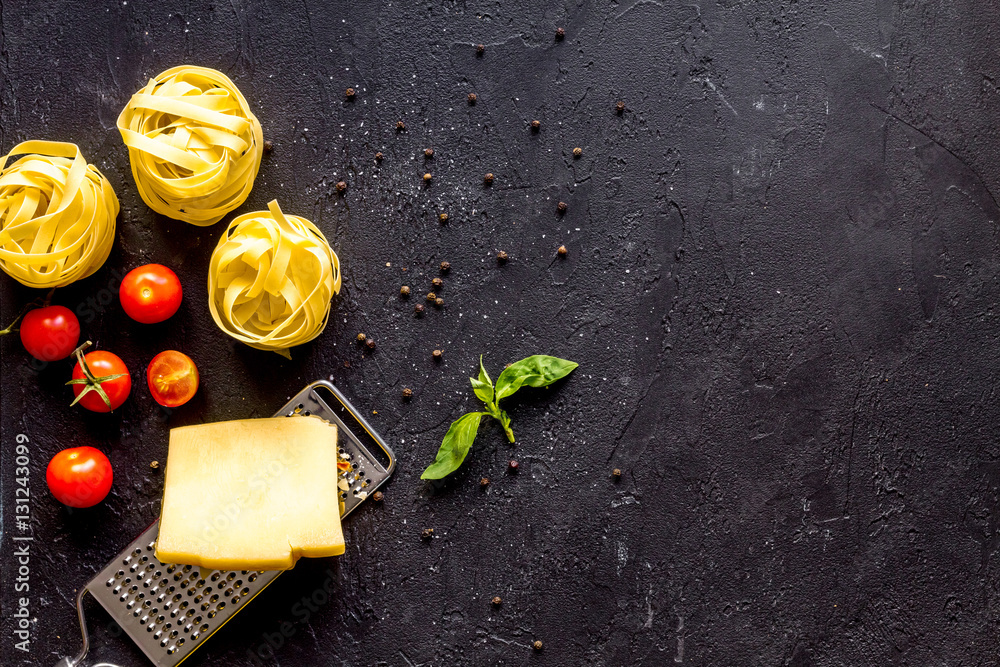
[119, 264, 182, 324]
[46, 446, 113, 508]
[71, 351, 131, 413]
[19, 305, 80, 361]
[147, 350, 199, 407]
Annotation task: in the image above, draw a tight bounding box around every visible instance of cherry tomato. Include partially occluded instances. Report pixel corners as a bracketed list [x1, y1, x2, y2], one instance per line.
[46, 446, 113, 508]
[71, 350, 131, 412]
[19, 305, 80, 361]
[147, 350, 199, 407]
[119, 264, 182, 324]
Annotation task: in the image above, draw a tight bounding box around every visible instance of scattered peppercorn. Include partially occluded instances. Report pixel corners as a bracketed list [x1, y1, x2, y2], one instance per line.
[476, 43, 485, 55]
[558, 245, 568, 256]
[440, 261, 451, 273]
[356, 333, 367, 343]
[375, 151, 384, 162]
[468, 92, 477, 104]
[345, 87, 355, 99]
[557, 201, 567, 213]
[556, 27, 565, 40]
[366, 338, 376, 350]
[421, 528, 434, 540]
[150, 460, 159, 470]
[373, 491, 384, 502]
[402, 387, 413, 399]
[423, 172, 433, 183]
[336, 180, 347, 193]
[432, 277, 444, 289]
[426, 291, 437, 301]
[400, 285, 411, 297]
[492, 596, 502, 605]
[432, 349, 443, 360]
[508, 459, 519, 472]
[425, 148, 435, 159]
[616, 100, 625, 113]
[573, 147, 582, 158]
[613, 468, 622, 479]
[396, 121, 406, 131]
[439, 212, 449, 222]
[414, 303, 425, 315]
[480, 477, 490, 488]
[484, 172, 494, 185]
[263, 140, 274, 153]
[435, 297, 444, 307]
[496, 250, 508, 262]
[531, 119, 541, 131]
[533, 640, 543, 651]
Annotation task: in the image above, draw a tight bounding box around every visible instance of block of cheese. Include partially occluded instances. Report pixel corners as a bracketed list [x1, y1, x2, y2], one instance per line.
[156, 416, 345, 570]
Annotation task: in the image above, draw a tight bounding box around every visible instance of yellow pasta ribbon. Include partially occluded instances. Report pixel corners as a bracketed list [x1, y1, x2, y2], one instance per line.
[0, 141, 119, 288]
[117, 65, 263, 226]
[208, 200, 341, 356]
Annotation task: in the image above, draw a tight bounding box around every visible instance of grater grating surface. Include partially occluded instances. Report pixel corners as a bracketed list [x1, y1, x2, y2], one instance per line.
[59, 381, 395, 667]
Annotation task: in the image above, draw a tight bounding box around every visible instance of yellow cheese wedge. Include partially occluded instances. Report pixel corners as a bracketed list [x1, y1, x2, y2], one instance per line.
[156, 417, 345, 570]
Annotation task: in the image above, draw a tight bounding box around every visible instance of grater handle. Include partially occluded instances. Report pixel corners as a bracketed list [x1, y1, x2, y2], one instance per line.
[53, 586, 92, 667]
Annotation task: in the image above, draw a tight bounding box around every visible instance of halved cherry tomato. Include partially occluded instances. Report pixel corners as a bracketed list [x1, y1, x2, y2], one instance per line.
[119, 264, 182, 324]
[46, 446, 113, 508]
[69, 346, 131, 413]
[19, 305, 80, 361]
[147, 350, 199, 407]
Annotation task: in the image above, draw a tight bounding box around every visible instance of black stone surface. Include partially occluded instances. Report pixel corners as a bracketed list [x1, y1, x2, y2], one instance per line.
[3, 1, 1000, 665]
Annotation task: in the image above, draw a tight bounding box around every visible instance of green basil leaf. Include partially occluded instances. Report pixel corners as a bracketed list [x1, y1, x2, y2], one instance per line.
[420, 412, 487, 480]
[494, 355, 579, 401]
[470, 355, 494, 405]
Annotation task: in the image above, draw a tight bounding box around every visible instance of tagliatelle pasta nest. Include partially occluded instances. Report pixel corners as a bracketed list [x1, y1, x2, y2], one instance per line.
[0, 141, 119, 288]
[117, 65, 263, 226]
[208, 200, 341, 356]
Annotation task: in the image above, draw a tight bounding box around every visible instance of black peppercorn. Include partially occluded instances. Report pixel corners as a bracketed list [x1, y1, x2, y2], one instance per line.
[263, 140, 274, 153]
[432, 349, 443, 360]
[421, 528, 434, 540]
[508, 459, 519, 471]
[555, 27, 565, 39]
[423, 172, 433, 183]
[373, 491, 384, 502]
[440, 261, 451, 273]
[484, 173, 494, 185]
[558, 245, 567, 256]
[431, 277, 443, 289]
[424, 147, 434, 158]
[435, 297, 444, 307]
[336, 180, 347, 193]
[366, 338, 376, 350]
[533, 640, 543, 651]
[396, 121, 406, 131]
[476, 43, 485, 55]
[415, 303, 425, 315]
[531, 119, 541, 131]
[439, 212, 448, 222]
[616, 100, 625, 113]
[468, 92, 477, 104]
[557, 201, 567, 213]
[496, 250, 508, 262]
[492, 596, 502, 605]
[573, 147, 582, 158]
[345, 87, 355, 99]
[426, 292, 437, 302]
[375, 151, 384, 162]
[613, 468, 622, 479]
[402, 387, 413, 399]
[356, 333, 366, 343]
[480, 477, 490, 488]
[400, 285, 411, 297]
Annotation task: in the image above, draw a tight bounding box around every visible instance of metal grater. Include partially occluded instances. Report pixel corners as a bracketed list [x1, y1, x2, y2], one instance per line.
[54, 380, 396, 667]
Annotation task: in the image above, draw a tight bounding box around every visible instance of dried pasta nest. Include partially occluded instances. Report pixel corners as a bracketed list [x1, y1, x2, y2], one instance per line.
[208, 200, 341, 356]
[117, 65, 263, 226]
[0, 140, 119, 288]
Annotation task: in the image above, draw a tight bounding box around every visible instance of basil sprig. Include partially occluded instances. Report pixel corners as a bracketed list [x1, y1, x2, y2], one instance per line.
[420, 354, 578, 480]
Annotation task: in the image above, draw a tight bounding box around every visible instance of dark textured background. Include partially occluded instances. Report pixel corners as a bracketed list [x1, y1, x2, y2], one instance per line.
[3, 1, 1000, 665]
